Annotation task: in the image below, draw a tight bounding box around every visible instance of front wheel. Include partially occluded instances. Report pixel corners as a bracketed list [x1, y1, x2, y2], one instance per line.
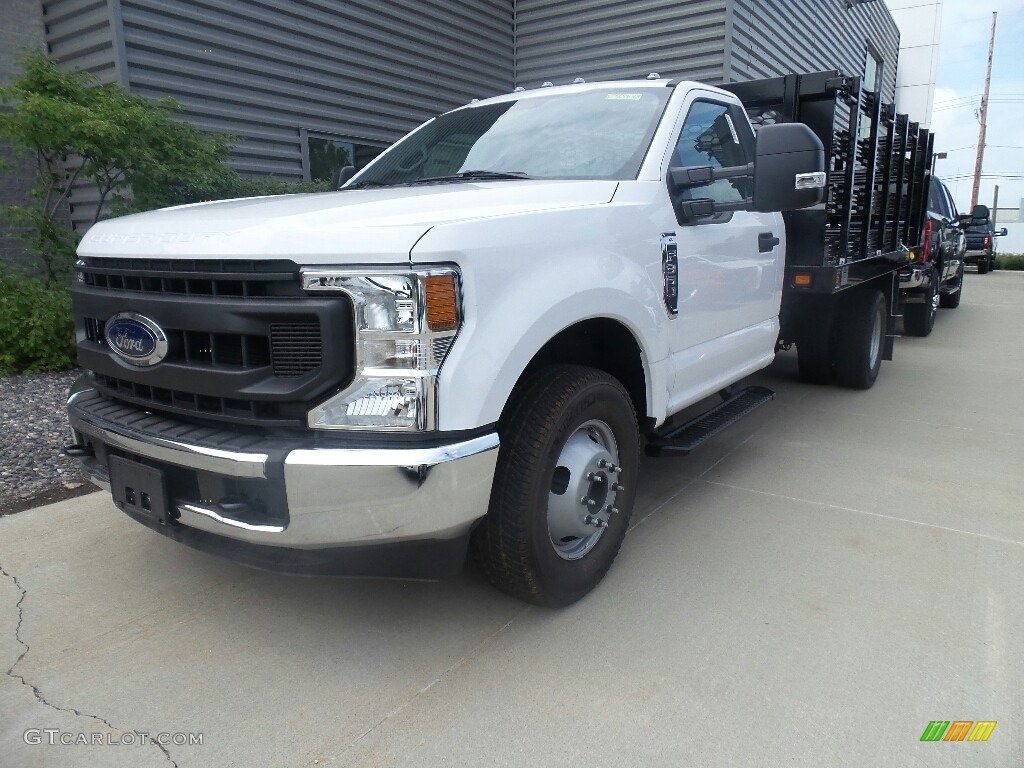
[836, 289, 886, 389]
[939, 264, 964, 308]
[472, 365, 639, 607]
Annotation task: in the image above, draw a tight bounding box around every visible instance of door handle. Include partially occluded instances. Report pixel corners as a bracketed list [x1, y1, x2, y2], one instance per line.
[758, 232, 780, 253]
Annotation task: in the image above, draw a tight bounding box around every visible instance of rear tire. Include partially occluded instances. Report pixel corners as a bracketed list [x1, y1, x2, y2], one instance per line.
[835, 289, 886, 390]
[797, 315, 835, 385]
[472, 365, 639, 607]
[978, 258, 989, 274]
[903, 279, 937, 338]
[939, 264, 963, 308]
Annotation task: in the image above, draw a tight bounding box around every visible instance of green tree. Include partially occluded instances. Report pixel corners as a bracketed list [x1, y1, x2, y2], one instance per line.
[0, 50, 329, 283]
[0, 50, 240, 281]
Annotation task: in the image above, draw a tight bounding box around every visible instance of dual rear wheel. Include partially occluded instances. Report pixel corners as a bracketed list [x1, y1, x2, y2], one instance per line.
[797, 289, 886, 390]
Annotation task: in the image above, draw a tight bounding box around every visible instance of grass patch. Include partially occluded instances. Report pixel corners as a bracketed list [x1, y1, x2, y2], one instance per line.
[995, 253, 1024, 270]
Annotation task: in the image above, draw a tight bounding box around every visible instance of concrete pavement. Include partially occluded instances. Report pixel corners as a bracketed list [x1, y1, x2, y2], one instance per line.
[2, 271, 1022, 767]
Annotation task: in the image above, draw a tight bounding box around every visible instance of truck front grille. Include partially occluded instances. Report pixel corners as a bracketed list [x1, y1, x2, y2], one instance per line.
[73, 258, 354, 428]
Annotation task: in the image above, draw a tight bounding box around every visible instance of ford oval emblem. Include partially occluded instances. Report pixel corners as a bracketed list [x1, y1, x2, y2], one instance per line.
[104, 313, 168, 367]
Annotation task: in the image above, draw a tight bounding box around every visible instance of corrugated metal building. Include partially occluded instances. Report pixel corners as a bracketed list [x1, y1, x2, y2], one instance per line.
[15, 0, 900, 236]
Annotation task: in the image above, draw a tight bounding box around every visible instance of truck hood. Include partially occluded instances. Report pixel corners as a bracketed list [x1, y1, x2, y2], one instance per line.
[78, 180, 618, 263]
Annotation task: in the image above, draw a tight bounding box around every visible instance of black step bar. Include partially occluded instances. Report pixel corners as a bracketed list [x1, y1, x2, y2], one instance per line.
[645, 386, 776, 457]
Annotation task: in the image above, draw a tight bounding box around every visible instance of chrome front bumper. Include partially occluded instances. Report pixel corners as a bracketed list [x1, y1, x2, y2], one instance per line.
[68, 381, 499, 555]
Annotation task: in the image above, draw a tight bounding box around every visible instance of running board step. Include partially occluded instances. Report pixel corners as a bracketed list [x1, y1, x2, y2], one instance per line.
[645, 386, 776, 457]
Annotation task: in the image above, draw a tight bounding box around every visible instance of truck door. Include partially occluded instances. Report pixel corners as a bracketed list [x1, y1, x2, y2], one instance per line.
[657, 95, 783, 409]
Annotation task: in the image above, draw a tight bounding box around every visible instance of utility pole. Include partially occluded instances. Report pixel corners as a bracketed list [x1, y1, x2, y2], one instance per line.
[992, 185, 999, 227]
[970, 11, 997, 212]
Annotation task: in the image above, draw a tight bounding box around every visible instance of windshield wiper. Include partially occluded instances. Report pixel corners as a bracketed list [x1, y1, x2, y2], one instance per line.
[344, 180, 397, 189]
[413, 170, 532, 184]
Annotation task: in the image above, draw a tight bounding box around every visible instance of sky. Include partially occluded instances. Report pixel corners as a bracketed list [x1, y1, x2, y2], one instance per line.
[928, 0, 1024, 214]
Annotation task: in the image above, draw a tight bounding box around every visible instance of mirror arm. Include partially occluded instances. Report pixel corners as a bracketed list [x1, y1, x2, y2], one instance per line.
[679, 197, 752, 220]
[670, 163, 754, 189]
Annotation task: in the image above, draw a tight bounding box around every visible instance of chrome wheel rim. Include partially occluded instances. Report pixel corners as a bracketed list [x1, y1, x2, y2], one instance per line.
[547, 419, 623, 561]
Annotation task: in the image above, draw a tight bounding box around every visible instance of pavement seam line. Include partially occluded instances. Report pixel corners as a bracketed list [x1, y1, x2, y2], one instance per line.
[772, 399, 1019, 438]
[701, 480, 1024, 548]
[327, 607, 529, 764]
[0, 558, 179, 768]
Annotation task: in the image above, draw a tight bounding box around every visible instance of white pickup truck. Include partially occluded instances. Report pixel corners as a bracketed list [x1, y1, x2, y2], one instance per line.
[66, 75, 839, 606]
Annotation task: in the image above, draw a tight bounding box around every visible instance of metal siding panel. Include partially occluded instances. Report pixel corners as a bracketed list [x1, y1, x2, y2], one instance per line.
[118, 0, 514, 182]
[728, 0, 900, 103]
[43, 0, 118, 81]
[515, 0, 728, 85]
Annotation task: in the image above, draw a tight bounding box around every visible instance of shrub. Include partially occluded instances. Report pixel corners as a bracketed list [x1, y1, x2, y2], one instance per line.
[0, 269, 75, 375]
[995, 253, 1024, 271]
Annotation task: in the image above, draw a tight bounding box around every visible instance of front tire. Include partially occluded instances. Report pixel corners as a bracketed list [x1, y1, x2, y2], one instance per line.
[472, 365, 639, 607]
[940, 264, 963, 308]
[836, 289, 886, 389]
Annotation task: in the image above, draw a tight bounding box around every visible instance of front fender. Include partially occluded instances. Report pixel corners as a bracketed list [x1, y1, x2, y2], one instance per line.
[410, 208, 669, 431]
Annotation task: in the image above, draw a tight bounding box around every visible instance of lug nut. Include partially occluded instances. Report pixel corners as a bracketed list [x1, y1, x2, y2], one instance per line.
[611, 483, 624, 492]
[606, 506, 619, 515]
[587, 472, 603, 482]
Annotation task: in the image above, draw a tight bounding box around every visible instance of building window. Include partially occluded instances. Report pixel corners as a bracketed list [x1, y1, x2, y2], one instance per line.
[305, 134, 385, 183]
[863, 47, 881, 94]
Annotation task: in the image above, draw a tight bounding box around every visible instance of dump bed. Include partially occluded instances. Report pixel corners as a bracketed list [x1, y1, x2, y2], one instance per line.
[724, 71, 931, 294]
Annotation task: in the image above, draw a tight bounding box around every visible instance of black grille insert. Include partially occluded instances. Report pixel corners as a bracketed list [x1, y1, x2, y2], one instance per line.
[78, 258, 302, 298]
[271, 323, 322, 377]
[94, 374, 298, 422]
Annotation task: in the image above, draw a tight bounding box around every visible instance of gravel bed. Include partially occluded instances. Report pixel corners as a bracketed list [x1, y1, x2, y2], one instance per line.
[1, 369, 88, 503]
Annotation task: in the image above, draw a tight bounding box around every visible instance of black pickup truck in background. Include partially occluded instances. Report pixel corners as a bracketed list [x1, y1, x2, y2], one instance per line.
[962, 204, 1009, 274]
[898, 174, 966, 336]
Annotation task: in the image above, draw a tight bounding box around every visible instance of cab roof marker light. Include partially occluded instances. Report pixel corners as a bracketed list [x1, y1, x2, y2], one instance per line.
[647, 72, 661, 80]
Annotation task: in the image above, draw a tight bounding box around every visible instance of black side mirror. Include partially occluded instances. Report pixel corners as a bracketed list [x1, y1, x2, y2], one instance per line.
[752, 123, 825, 213]
[970, 203, 991, 227]
[336, 165, 357, 189]
[996, 228, 1008, 237]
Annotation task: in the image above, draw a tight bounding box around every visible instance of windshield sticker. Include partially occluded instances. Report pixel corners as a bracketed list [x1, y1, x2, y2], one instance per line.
[606, 93, 643, 101]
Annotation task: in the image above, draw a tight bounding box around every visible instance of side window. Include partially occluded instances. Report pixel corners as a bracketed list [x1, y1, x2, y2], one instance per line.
[942, 184, 959, 220]
[673, 100, 752, 203]
[927, 178, 945, 216]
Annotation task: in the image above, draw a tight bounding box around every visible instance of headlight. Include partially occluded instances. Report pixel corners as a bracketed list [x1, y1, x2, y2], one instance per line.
[301, 267, 461, 431]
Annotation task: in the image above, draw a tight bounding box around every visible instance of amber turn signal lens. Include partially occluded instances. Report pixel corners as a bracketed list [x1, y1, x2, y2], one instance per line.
[425, 275, 459, 331]
[793, 273, 812, 287]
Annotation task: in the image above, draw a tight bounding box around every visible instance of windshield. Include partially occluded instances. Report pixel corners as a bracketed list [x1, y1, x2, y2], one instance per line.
[352, 87, 671, 186]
